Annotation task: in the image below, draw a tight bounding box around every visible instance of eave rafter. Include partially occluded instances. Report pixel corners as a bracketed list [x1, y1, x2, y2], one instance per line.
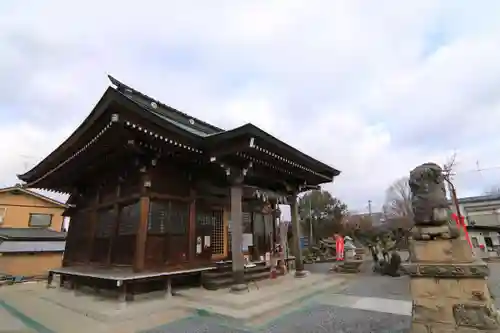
[249, 139, 332, 181]
[24, 114, 120, 188]
[208, 154, 299, 195]
[209, 135, 332, 184]
[123, 120, 204, 154]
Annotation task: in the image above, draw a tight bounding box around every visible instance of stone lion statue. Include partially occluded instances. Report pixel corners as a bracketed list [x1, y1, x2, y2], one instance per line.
[409, 162, 449, 226]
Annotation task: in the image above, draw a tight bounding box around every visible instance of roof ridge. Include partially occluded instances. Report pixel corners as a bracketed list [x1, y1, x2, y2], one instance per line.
[0, 186, 68, 207]
[107, 75, 224, 133]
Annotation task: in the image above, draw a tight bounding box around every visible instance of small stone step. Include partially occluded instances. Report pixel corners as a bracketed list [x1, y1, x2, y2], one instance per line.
[202, 264, 269, 280]
[336, 268, 360, 273]
[202, 271, 282, 290]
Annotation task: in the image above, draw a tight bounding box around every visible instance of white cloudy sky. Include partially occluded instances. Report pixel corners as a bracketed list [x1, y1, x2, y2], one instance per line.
[1, 0, 500, 213]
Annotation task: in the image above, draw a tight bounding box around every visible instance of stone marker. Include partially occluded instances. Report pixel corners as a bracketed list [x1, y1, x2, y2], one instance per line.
[407, 163, 500, 332]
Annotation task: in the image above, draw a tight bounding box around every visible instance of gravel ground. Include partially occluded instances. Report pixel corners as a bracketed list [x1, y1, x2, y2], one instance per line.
[146, 304, 411, 333]
[307, 261, 411, 301]
[258, 304, 410, 333]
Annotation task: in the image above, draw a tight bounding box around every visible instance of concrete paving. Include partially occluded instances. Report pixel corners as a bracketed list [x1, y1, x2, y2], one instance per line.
[3, 262, 500, 332]
[175, 272, 347, 321]
[0, 306, 36, 333]
[142, 264, 414, 333]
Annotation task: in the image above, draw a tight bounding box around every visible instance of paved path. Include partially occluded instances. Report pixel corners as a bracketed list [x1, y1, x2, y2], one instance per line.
[143, 262, 500, 332]
[143, 264, 413, 333]
[3, 262, 500, 332]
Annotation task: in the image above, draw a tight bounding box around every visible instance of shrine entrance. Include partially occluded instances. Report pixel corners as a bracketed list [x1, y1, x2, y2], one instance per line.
[145, 199, 190, 268]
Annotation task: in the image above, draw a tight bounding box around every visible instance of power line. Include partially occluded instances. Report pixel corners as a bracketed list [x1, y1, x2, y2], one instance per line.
[454, 165, 500, 175]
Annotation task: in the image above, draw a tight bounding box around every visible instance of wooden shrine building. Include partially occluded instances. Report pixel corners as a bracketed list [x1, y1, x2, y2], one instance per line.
[17, 75, 340, 296]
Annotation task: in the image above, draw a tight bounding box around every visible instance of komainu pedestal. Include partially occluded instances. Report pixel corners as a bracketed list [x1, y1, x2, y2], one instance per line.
[407, 163, 500, 332]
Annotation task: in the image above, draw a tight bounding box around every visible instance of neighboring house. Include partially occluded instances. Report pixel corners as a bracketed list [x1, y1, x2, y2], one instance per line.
[450, 194, 500, 259]
[0, 185, 68, 277]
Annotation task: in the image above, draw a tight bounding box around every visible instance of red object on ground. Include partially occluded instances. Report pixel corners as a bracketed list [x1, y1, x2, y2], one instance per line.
[450, 212, 473, 249]
[335, 235, 344, 261]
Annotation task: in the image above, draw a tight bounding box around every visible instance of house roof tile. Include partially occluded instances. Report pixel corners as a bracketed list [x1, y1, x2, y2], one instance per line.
[0, 228, 66, 241]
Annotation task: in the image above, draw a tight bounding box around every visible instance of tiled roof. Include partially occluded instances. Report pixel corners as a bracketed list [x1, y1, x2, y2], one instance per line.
[109, 75, 224, 137]
[457, 193, 500, 204]
[18, 76, 340, 187]
[0, 228, 66, 241]
[0, 186, 67, 208]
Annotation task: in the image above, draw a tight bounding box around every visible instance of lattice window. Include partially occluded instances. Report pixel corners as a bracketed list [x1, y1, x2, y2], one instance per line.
[148, 200, 169, 234]
[118, 201, 140, 235]
[211, 210, 224, 255]
[148, 200, 189, 235]
[253, 213, 265, 235]
[95, 208, 115, 238]
[242, 212, 251, 233]
[170, 201, 189, 235]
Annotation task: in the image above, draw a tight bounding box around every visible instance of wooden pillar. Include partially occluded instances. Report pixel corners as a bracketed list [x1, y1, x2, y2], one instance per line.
[271, 200, 278, 250]
[279, 218, 288, 273]
[229, 177, 247, 293]
[188, 189, 196, 262]
[106, 182, 121, 266]
[86, 189, 100, 264]
[290, 193, 308, 277]
[133, 169, 151, 272]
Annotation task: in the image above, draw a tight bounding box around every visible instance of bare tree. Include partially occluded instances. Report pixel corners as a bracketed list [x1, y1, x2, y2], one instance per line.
[442, 152, 457, 183]
[383, 177, 413, 219]
[442, 152, 459, 204]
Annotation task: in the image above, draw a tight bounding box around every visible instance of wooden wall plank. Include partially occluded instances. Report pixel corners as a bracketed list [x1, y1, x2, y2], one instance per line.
[188, 189, 196, 261]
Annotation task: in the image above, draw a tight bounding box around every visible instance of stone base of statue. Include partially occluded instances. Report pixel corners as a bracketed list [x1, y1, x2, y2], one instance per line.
[407, 236, 500, 332]
[407, 163, 500, 332]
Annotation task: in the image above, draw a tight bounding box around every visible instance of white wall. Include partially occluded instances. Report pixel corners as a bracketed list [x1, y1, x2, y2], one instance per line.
[450, 201, 500, 227]
[469, 230, 500, 258]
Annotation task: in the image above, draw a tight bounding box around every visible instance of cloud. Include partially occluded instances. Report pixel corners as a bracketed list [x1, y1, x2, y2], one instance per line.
[1, 0, 500, 212]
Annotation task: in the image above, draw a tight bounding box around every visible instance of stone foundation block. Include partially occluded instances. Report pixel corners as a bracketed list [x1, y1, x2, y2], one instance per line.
[410, 239, 473, 263]
[413, 298, 456, 324]
[427, 322, 492, 332]
[453, 303, 500, 330]
[411, 322, 430, 333]
[410, 278, 491, 301]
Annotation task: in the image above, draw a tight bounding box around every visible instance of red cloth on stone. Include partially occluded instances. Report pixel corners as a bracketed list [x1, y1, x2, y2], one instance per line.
[450, 212, 473, 249]
[335, 235, 344, 261]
